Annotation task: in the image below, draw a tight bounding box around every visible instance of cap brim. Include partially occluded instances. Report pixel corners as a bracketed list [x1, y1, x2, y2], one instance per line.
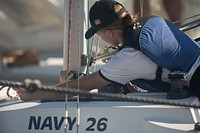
[85, 26, 98, 39]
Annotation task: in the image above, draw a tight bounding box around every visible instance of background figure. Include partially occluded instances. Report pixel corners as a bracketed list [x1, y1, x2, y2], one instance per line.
[0, 0, 64, 67]
[2, 50, 39, 67]
[134, 0, 182, 26]
[181, 0, 200, 39]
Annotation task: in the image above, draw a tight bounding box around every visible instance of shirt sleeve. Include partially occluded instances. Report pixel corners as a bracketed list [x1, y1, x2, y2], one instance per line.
[99, 48, 158, 85]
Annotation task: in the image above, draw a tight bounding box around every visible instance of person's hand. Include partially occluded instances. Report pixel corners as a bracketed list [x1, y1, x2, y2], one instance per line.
[13, 87, 44, 101]
[12, 79, 44, 101]
[13, 87, 65, 101]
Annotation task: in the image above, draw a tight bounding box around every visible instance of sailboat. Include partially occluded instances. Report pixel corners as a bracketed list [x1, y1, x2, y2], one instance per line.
[0, 0, 200, 133]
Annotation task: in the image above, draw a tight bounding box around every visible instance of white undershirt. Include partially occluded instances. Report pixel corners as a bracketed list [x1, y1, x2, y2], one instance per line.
[100, 47, 199, 85]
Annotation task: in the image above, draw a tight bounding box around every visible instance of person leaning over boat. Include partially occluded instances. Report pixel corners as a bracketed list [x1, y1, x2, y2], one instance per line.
[14, 0, 200, 101]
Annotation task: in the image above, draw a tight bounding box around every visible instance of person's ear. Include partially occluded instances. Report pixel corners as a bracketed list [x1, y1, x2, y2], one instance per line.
[105, 29, 113, 37]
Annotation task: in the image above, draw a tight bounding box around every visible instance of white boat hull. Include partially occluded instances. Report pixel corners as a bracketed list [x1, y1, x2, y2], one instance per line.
[0, 93, 200, 133]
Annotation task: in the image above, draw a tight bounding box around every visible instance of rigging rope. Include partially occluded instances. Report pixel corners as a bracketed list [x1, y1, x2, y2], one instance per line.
[67, 0, 72, 73]
[0, 79, 200, 109]
[92, 35, 100, 72]
[140, 0, 144, 17]
[76, 0, 81, 132]
[173, 13, 200, 24]
[64, 0, 73, 132]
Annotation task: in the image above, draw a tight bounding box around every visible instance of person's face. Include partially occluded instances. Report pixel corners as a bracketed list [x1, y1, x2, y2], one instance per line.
[96, 29, 122, 47]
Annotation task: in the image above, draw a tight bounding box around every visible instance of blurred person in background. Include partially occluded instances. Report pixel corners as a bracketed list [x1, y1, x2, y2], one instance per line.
[133, 0, 182, 26]
[0, 0, 63, 68]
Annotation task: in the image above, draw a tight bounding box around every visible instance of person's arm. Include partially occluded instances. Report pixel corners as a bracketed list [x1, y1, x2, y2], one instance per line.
[14, 88, 65, 101]
[57, 71, 110, 90]
[15, 71, 110, 101]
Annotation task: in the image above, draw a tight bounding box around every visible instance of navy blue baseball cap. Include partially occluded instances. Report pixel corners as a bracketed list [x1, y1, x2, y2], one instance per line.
[85, 0, 127, 39]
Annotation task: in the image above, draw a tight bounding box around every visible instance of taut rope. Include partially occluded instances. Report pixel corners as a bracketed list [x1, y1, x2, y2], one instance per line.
[1, 80, 200, 109]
